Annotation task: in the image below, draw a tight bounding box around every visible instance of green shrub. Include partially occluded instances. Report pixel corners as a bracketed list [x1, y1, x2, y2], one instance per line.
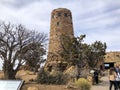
[75, 78, 91, 90]
[37, 70, 48, 84]
[37, 70, 67, 84]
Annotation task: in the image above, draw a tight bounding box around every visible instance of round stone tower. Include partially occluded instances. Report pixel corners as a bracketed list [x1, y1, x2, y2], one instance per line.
[45, 8, 74, 72]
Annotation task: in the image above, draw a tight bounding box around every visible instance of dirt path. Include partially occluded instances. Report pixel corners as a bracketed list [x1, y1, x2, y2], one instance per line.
[91, 71, 109, 90]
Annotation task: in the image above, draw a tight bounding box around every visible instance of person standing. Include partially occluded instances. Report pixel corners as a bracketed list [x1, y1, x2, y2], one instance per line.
[109, 67, 117, 90]
[93, 69, 99, 84]
[116, 65, 120, 89]
[115, 64, 119, 73]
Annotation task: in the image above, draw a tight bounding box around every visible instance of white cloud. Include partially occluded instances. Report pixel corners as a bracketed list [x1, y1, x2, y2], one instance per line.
[0, 0, 15, 4]
[0, 0, 120, 70]
[0, 0, 120, 52]
[83, 27, 120, 52]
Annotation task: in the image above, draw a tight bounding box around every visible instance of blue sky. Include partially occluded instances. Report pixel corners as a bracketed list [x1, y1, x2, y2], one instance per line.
[0, 0, 120, 52]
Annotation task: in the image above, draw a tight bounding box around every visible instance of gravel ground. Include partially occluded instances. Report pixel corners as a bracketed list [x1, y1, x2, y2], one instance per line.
[92, 71, 109, 90]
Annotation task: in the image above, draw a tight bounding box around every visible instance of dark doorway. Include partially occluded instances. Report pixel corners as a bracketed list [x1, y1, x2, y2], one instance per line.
[104, 62, 115, 69]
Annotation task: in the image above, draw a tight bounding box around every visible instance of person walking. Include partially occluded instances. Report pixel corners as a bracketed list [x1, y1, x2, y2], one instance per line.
[109, 67, 117, 90]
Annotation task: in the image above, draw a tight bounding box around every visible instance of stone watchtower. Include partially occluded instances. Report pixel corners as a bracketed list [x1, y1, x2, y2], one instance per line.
[45, 8, 74, 72]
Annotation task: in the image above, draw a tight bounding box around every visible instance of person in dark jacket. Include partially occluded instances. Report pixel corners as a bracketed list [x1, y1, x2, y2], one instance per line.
[94, 69, 99, 84]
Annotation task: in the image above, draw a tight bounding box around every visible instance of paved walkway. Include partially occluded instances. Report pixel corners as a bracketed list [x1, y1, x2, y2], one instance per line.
[91, 71, 109, 90]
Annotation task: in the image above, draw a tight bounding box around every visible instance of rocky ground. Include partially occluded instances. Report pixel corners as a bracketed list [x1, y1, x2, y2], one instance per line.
[0, 70, 110, 90]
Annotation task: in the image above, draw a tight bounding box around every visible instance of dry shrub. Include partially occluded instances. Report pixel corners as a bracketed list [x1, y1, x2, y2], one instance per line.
[75, 78, 91, 90]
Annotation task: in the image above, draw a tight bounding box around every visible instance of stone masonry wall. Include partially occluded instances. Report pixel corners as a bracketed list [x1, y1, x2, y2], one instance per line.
[45, 8, 74, 72]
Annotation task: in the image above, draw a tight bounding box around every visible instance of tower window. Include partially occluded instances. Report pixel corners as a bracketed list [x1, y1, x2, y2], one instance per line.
[57, 22, 60, 26]
[57, 13, 61, 16]
[52, 15, 57, 18]
[69, 14, 72, 19]
[64, 13, 68, 17]
[116, 55, 119, 57]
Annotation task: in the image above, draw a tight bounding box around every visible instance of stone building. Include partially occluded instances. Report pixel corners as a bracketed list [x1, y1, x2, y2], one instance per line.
[45, 8, 74, 72]
[104, 52, 120, 68]
[105, 52, 120, 63]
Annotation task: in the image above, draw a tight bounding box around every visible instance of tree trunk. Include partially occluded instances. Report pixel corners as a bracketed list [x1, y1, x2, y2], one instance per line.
[3, 61, 16, 79]
[4, 69, 16, 79]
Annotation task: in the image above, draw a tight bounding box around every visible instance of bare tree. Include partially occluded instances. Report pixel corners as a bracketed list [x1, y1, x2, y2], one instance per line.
[23, 42, 46, 73]
[0, 22, 47, 79]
